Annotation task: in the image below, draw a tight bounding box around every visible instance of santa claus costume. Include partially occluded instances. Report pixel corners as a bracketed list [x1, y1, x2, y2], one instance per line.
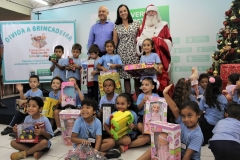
[137, 5, 172, 94]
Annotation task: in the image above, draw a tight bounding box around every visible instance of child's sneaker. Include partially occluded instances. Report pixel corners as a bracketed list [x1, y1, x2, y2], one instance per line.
[105, 149, 121, 159]
[10, 150, 27, 160]
[53, 129, 61, 137]
[1, 127, 13, 135]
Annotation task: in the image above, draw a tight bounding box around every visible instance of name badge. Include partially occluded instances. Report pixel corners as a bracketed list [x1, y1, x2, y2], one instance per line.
[181, 143, 187, 150]
[88, 138, 95, 143]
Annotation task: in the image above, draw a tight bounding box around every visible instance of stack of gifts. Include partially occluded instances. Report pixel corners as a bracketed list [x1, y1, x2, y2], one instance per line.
[61, 82, 76, 107]
[98, 70, 122, 97]
[150, 122, 181, 160]
[143, 97, 168, 134]
[16, 122, 45, 143]
[81, 60, 95, 86]
[59, 109, 81, 145]
[124, 62, 158, 77]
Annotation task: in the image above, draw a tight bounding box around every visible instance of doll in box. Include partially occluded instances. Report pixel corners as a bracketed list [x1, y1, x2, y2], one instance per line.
[155, 132, 169, 160]
[150, 102, 163, 122]
[64, 118, 75, 136]
[189, 68, 199, 98]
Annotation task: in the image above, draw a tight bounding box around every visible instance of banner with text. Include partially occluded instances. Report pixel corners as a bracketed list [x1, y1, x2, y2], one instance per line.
[1, 21, 75, 84]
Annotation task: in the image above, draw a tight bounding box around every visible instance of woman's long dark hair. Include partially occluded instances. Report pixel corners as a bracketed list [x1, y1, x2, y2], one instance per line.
[115, 4, 133, 25]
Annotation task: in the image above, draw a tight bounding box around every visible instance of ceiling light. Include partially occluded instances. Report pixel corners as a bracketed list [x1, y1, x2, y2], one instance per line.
[33, 0, 48, 5]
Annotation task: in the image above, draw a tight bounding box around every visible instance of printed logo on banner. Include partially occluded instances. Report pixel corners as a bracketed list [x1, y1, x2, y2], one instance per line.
[197, 46, 216, 52]
[174, 66, 192, 72]
[186, 36, 209, 43]
[186, 55, 210, 62]
[172, 37, 180, 44]
[174, 47, 192, 53]
[31, 33, 47, 48]
[171, 56, 180, 63]
[198, 66, 210, 72]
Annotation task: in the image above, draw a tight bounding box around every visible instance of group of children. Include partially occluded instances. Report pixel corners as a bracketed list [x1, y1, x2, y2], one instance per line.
[1, 37, 240, 160]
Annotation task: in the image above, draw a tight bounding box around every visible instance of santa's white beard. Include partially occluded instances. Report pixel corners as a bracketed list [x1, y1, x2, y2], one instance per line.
[145, 15, 159, 26]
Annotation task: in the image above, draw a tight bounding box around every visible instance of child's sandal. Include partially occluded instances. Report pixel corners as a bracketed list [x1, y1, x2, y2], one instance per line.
[119, 145, 129, 153]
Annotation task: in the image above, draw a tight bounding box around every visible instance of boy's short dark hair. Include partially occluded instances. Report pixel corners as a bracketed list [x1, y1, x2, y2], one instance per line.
[81, 98, 98, 111]
[27, 97, 44, 108]
[54, 45, 64, 52]
[72, 43, 82, 52]
[29, 75, 40, 82]
[225, 103, 240, 120]
[88, 44, 100, 54]
[103, 78, 116, 88]
[51, 76, 63, 85]
[228, 73, 239, 85]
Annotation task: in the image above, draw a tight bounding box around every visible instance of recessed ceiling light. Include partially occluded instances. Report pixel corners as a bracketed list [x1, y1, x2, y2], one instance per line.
[33, 0, 48, 5]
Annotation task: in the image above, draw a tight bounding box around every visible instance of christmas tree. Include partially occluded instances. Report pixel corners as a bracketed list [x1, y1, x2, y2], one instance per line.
[206, 0, 240, 76]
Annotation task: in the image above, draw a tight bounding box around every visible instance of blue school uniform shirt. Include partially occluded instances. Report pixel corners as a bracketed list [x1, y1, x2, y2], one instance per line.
[98, 54, 122, 71]
[137, 93, 159, 115]
[176, 117, 203, 160]
[99, 93, 118, 108]
[49, 90, 61, 100]
[76, 91, 82, 107]
[140, 52, 161, 81]
[24, 89, 43, 98]
[51, 58, 67, 82]
[232, 90, 240, 104]
[66, 58, 82, 80]
[191, 86, 205, 96]
[93, 58, 101, 82]
[209, 118, 240, 144]
[24, 115, 54, 148]
[105, 110, 138, 134]
[199, 95, 228, 125]
[72, 116, 102, 148]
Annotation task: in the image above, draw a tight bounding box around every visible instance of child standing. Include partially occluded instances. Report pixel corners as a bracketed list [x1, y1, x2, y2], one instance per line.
[53, 77, 84, 136]
[199, 76, 228, 145]
[97, 40, 122, 72]
[1, 75, 43, 137]
[163, 84, 203, 160]
[88, 44, 101, 102]
[50, 45, 67, 82]
[209, 103, 240, 160]
[10, 97, 54, 160]
[65, 43, 82, 87]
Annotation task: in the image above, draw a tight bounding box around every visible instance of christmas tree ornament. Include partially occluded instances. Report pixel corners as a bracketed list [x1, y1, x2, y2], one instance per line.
[239, 9, 240, 14]
[231, 3, 234, 6]
[227, 42, 232, 45]
[230, 15, 236, 21]
[213, 70, 218, 76]
[223, 21, 228, 26]
[233, 18, 240, 23]
[234, 40, 238, 44]
[217, 40, 221, 43]
[237, 49, 240, 53]
[226, 25, 230, 29]
[229, 48, 235, 55]
[212, 54, 215, 58]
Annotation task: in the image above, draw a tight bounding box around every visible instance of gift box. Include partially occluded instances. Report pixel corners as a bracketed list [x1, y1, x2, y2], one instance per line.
[16, 99, 28, 114]
[59, 109, 81, 146]
[150, 121, 181, 160]
[144, 97, 168, 134]
[16, 122, 45, 143]
[101, 104, 115, 131]
[41, 97, 59, 118]
[124, 63, 158, 77]
[220, 64, 240, 81]
[81, 60, 94, 86]
[61, 82, 76, 107]
[98, 71, 122, 97]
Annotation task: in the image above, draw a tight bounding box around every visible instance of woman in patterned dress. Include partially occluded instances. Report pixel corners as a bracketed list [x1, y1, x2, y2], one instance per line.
[113, 4, 140, 96]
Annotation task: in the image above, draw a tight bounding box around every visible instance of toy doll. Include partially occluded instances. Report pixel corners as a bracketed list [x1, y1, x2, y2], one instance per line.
[68, 56, 76, 72]
[189, 67, 199, 98]
[151, 102, 162, 121]
[157, 132, 169, 160]
[66, 118, 75, 136]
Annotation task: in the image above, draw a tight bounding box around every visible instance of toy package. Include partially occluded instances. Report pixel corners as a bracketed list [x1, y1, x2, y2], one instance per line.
[68, 56, 76, 72]
[16, 99, 28, 114]
[59, 109, 81, 146]
[61, 82, 76, 107]
[101, 104, 115, 131]
[41, 97, 59, 118]
[98, 71, 122, 97]
[124, 62, 158, 77]
[16, 122, 45, 143]
[144, 97, 168, 134]
[110, 111, 134, 141]
[48, 54, 58, 63]
[150, 121, 181, 160]
[81, 60, 94, 86]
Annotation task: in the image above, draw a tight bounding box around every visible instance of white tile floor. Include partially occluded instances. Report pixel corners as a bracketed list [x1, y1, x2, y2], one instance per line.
[0, 124, 214, 160]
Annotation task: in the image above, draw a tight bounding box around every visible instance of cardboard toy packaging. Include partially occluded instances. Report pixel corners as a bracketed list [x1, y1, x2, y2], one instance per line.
[124, 63, 158, 77]
[59, 109, 81, 146]
[98, 71, 122, 97]
[143, 97, 168, 134]
[150, 121, 181, 160]
[41, 97, 59, 118]
[16, 122, 45, 143]
[101, 104, 115, 131]
[16, 99, 28, 114]
[61, 82, 76, 107]
[81, 60, 94, 86]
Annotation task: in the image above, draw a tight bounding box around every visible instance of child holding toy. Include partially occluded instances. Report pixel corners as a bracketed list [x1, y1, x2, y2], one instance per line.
[163, 84, 203, 160]
[222, 73, 239, 102]
[10, 97, 54, 160]
[209, 103, 240, 160]
[65, 43, 82, 87]
[50, 45, 67, 82]
[53, 77, 84, 136]
[97, 40, 122, 72]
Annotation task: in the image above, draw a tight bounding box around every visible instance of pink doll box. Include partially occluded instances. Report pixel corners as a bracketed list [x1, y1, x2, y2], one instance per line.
[81, 60, 94, 87]
[59, 109, 81, 146]
[150, 121, 181, 160]
[61, 82, 76, 107]
[143, 97, 168, 134]
[124, 63, 158, 77]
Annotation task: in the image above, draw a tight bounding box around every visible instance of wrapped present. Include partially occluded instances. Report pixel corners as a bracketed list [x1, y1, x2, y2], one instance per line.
[61, 82, 76, 107]
[81, 60, 95, 86]
[16, 99, 28, 114]
[150, 121, 181, 160]
[59, 109, 80, 146]
[41, 97, 59, 118]
[220, 64, 240, 81]
[143, 97, 168, 134]
[101, 104, 115, 131]
[98, 71, 122, 97]
[16, 122, 45, 143]
[124, 62, 158, 77]
[110, 111, 134, 141]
